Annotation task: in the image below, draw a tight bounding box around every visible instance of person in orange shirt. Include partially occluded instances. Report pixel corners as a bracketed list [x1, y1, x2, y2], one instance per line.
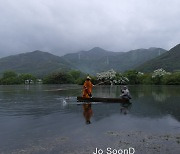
[82, 76, 94, 98]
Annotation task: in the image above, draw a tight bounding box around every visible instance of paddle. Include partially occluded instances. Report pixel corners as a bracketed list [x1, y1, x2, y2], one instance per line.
[93, 80, 110, 87]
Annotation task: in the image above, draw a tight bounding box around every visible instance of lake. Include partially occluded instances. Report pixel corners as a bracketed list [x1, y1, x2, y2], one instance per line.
[0, 85, 180, 154]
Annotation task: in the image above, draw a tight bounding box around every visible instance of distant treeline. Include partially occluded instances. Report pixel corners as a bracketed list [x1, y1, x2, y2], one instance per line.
[0, 70, 88, 85]
[0, 71, 37, 85]
[120, 69, 180, 85]
[0, 69, 180, 85]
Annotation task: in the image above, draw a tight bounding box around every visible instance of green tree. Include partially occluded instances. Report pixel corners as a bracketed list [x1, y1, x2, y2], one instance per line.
[69, 70, 81, 80]
[162, 72, 180, 85]
[152, 69, 170, 85]
[43, 72, 75, 84]
[1, 71, 20, 85]
[69, 70, 86, 83]
[3, 71, 17, 78]
[140, 74, 153, 85]
[19, 73, 36, 82]
[123, 70, 139, 84]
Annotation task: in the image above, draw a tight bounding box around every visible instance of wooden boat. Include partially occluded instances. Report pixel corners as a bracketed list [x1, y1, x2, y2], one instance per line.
[77, 96, 130, 103]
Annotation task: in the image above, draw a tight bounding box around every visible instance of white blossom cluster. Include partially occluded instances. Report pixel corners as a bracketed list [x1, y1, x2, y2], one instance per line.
[97, 69, 116, 80]
[96, 69, 129, 85]
[113, 76, 129, 84]
[152, 68, 170, 78]
[138, 72, 144, 76]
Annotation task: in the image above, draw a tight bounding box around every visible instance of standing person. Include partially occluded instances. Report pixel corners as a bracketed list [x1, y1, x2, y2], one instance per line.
[120, 86, 132, 99]
[82, 76, 94, 98]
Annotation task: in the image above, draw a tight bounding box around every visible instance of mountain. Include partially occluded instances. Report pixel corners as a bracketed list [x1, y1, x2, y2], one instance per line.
[0, 50, 72, 76]
[0, 47, 168, 76]
[137, 44, 180, 72]
[62, 47, 123, 74]
[63, 47, 167, 74]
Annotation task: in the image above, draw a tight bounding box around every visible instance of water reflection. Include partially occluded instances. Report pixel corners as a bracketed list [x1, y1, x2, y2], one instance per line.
[130, 85, 179, 100]
[83, 103, 93, 124]
[0, 85, 180, 122]
[120, 103, 132, 115]
[0, 85, 180, 154]
[152, 91, 170, 102]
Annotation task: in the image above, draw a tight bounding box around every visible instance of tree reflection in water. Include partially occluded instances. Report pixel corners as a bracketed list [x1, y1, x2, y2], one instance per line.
[152, 91, 170, 102]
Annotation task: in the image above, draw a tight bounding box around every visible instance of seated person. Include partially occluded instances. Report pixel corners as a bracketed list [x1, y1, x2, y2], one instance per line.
[120, 86, 132, 99]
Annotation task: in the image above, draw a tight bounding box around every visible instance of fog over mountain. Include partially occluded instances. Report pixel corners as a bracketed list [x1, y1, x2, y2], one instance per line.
[0, 0, 180, 57]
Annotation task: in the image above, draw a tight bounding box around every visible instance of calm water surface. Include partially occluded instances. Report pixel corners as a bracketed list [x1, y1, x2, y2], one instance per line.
[0, 85, 180, 153]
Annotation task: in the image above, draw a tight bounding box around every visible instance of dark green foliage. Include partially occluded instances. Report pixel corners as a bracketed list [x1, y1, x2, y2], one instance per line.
[42, 70, 89, 84]
[76, 78, 86, 85]
[0, 76, 21, 85]
[3, 71, 18, 78]
[18, 74, 36, 83]
[69, 70, 81, 80]
[152, 76, 163, 85]
[68, 70, 86, 84]
[123, 70, 139, 84]
[140, 74, 153, 85]
[19, 73, 36, 80]
[0, 69, 91, 85]
[162, 73, 180, 85]
[0, 71, 20, 85]
[43, 72, 75, 84]
[1, 69, 180, 85]
[0, 71, 37, 85]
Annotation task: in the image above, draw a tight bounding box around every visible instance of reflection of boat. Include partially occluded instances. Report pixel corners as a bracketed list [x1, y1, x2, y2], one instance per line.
[77, 96, 130, 103]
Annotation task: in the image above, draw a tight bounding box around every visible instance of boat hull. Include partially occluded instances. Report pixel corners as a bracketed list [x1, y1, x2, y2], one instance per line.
[77, 96, 130, 103]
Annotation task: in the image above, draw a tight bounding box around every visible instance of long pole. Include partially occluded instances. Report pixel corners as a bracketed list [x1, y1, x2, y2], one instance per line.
[93, 80, 110, 87]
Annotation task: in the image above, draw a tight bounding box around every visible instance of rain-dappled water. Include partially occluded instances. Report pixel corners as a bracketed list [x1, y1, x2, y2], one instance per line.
[0, 85, 180, 154]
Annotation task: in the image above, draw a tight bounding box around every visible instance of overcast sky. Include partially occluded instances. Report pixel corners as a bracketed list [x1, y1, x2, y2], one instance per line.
[0, 0, 180, 57]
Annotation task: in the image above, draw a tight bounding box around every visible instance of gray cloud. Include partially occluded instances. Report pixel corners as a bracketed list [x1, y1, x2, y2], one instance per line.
[0, 0, 180, 57]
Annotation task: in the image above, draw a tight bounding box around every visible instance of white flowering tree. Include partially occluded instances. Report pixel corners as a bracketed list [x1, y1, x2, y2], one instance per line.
[96, 69, 129, 85]
[97, 69, 116, 81]
[152, 68, 171, 84]
[114, 72, 129, 84]
[152, 68, 170, 78]
[138, 72, 144, 76]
